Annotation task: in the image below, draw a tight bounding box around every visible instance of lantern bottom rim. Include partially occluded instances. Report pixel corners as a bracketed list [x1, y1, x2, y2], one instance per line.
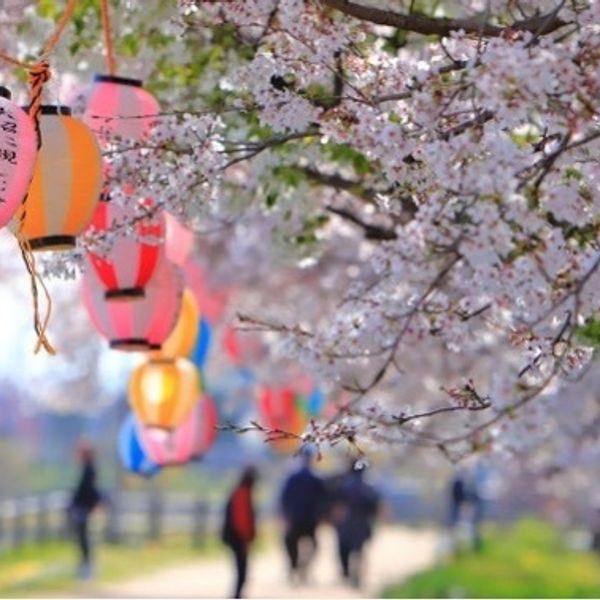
[110, 338, 150, 351]
[28, 235, 76, 252]
[106, 287, 145, 301]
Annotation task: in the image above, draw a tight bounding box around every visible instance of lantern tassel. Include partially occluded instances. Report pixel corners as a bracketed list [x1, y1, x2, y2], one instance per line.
[16, 234, 56, 355]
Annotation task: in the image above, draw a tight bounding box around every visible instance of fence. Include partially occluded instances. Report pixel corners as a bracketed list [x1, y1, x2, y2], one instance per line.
[0, 489, 219, 552]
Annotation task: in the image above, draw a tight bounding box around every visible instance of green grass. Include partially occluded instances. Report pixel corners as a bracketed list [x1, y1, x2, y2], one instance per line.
[383, 519, 600, 598]
[0, 535, 224, 597]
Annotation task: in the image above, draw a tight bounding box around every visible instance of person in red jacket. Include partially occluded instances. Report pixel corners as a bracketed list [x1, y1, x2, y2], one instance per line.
[222, 466, 258, 598]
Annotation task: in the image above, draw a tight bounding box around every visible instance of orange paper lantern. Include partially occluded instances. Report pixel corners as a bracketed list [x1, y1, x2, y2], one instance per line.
[129, 357, 200, 430]
[19, 106, 102, 251]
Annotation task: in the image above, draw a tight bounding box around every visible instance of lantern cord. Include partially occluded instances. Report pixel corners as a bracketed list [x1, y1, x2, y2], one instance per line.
[16, 235, 56, 356]
[100, 0, 117, 76]
[0, 0, 77, 356]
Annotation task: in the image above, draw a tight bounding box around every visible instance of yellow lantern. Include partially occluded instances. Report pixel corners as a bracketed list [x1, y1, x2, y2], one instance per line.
[18, 106, 102, 251]
[158, 288, 199, 358]
[129, 357, 200, 430]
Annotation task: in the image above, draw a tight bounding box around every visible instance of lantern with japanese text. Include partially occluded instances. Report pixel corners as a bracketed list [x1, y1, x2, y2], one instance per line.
[82, 256, 183, 351]
[140, 394, 218, 466]
[18, 106, 102, 250]
[129, 357, 200, 430]
[118, 412, 160, 477]
[0, 87, 37, 229]
[83, 74, 159, 143]
[86, 199, 163, 300]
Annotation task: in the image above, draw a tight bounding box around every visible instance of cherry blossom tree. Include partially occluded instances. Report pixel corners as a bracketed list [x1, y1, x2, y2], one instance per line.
[1, 0, 600, 472]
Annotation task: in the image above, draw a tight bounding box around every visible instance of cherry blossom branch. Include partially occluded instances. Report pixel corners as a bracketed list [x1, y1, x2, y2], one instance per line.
[319, 0, 569, 38]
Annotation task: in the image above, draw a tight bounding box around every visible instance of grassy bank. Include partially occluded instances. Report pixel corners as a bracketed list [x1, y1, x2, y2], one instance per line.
[383, 519, 600, 598]
[0, 535, 222, 597]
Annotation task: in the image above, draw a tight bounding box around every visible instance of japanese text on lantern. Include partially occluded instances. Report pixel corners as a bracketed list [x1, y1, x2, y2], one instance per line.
[0, 107, 19, 205]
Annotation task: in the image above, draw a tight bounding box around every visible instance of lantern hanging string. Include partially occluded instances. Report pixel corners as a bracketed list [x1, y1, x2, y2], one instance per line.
[17, 236, 56, 355]
[100, 0, 117, 76]
[0, 0, 78, 355]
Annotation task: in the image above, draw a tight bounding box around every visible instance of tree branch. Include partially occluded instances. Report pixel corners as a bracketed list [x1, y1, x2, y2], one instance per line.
[319, 0, 568, 38]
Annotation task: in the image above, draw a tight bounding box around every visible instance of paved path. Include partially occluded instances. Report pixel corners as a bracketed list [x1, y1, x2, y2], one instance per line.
[102, 526, 439, 598]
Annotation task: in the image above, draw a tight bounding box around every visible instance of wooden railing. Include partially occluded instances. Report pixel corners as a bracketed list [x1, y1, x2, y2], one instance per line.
[0, 490, 218, 551]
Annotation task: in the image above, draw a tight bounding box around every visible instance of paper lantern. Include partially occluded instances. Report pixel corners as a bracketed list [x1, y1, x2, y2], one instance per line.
[82, 256, 183, 351]
[258, 387, 306, 455]
[304, 387, 325, 417]
[86, 199, 163, 300]
[18, 106, 102, 251]
[183, 259, 229, 323]
[165, 212, 194, 266]
[129, 357, 200, 430]
[190, 318, 212, 369]
[118, 413, 160, 477]
[0, 87, 37, 229]
[269, 408, 306, 455]
[158, 289, 199, 359]
[140, 394, 218, 466]
[83, 74, 160, 143]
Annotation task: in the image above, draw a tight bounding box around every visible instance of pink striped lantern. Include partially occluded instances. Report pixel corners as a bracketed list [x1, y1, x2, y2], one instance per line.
[83, 74, 160, 143]
[82, 256, 183, 351]
[140, 395, 218, 466]
[165, 212, 194, 266]
[85, 199, 164, 301]
[0, 86, 37, 229]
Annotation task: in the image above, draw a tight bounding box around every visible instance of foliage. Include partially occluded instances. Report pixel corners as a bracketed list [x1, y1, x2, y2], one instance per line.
[383, 520, 600, 598]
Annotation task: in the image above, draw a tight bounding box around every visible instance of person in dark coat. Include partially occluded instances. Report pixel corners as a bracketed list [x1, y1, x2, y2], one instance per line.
[279, 446, 325, 582]
[222, 466, 258, 599]
[69, 441, 102, 579]
[331, 463, 380, 587]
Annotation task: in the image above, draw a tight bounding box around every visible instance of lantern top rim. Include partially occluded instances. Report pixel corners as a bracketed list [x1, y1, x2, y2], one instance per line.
[94, 73, 143, 88]
[22, 105, 72, 116]
[0, 86, 11, 100]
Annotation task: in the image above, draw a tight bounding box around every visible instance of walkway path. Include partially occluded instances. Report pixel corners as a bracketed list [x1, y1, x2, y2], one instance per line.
[102, 526, 439, 598]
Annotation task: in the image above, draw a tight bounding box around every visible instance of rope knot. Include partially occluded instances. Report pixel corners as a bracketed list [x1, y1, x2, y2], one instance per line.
[27, 60, 51, 87]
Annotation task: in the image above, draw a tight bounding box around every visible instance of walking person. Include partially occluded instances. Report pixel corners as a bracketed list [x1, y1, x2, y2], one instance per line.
[68, 441, 102, 580]
[221, 466, 258, 599]
[331, 462, 380, 588]
[280, 446, 325, 583]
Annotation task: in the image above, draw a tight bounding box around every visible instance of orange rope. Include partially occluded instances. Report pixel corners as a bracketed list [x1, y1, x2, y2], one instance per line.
[41, 0, 78, 59]
[100, 0, 117, 76]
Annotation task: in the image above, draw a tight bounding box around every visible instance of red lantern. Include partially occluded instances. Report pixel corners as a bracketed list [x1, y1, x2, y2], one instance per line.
[258, 387, 306, 455]
[258, 387, 298, 431]
[85, 199, 163, 300]
[82, 256, 183, 351]
[83, 74, 160, 143]
[139, 395, 218, 466]
[0, 86, 37, 229]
